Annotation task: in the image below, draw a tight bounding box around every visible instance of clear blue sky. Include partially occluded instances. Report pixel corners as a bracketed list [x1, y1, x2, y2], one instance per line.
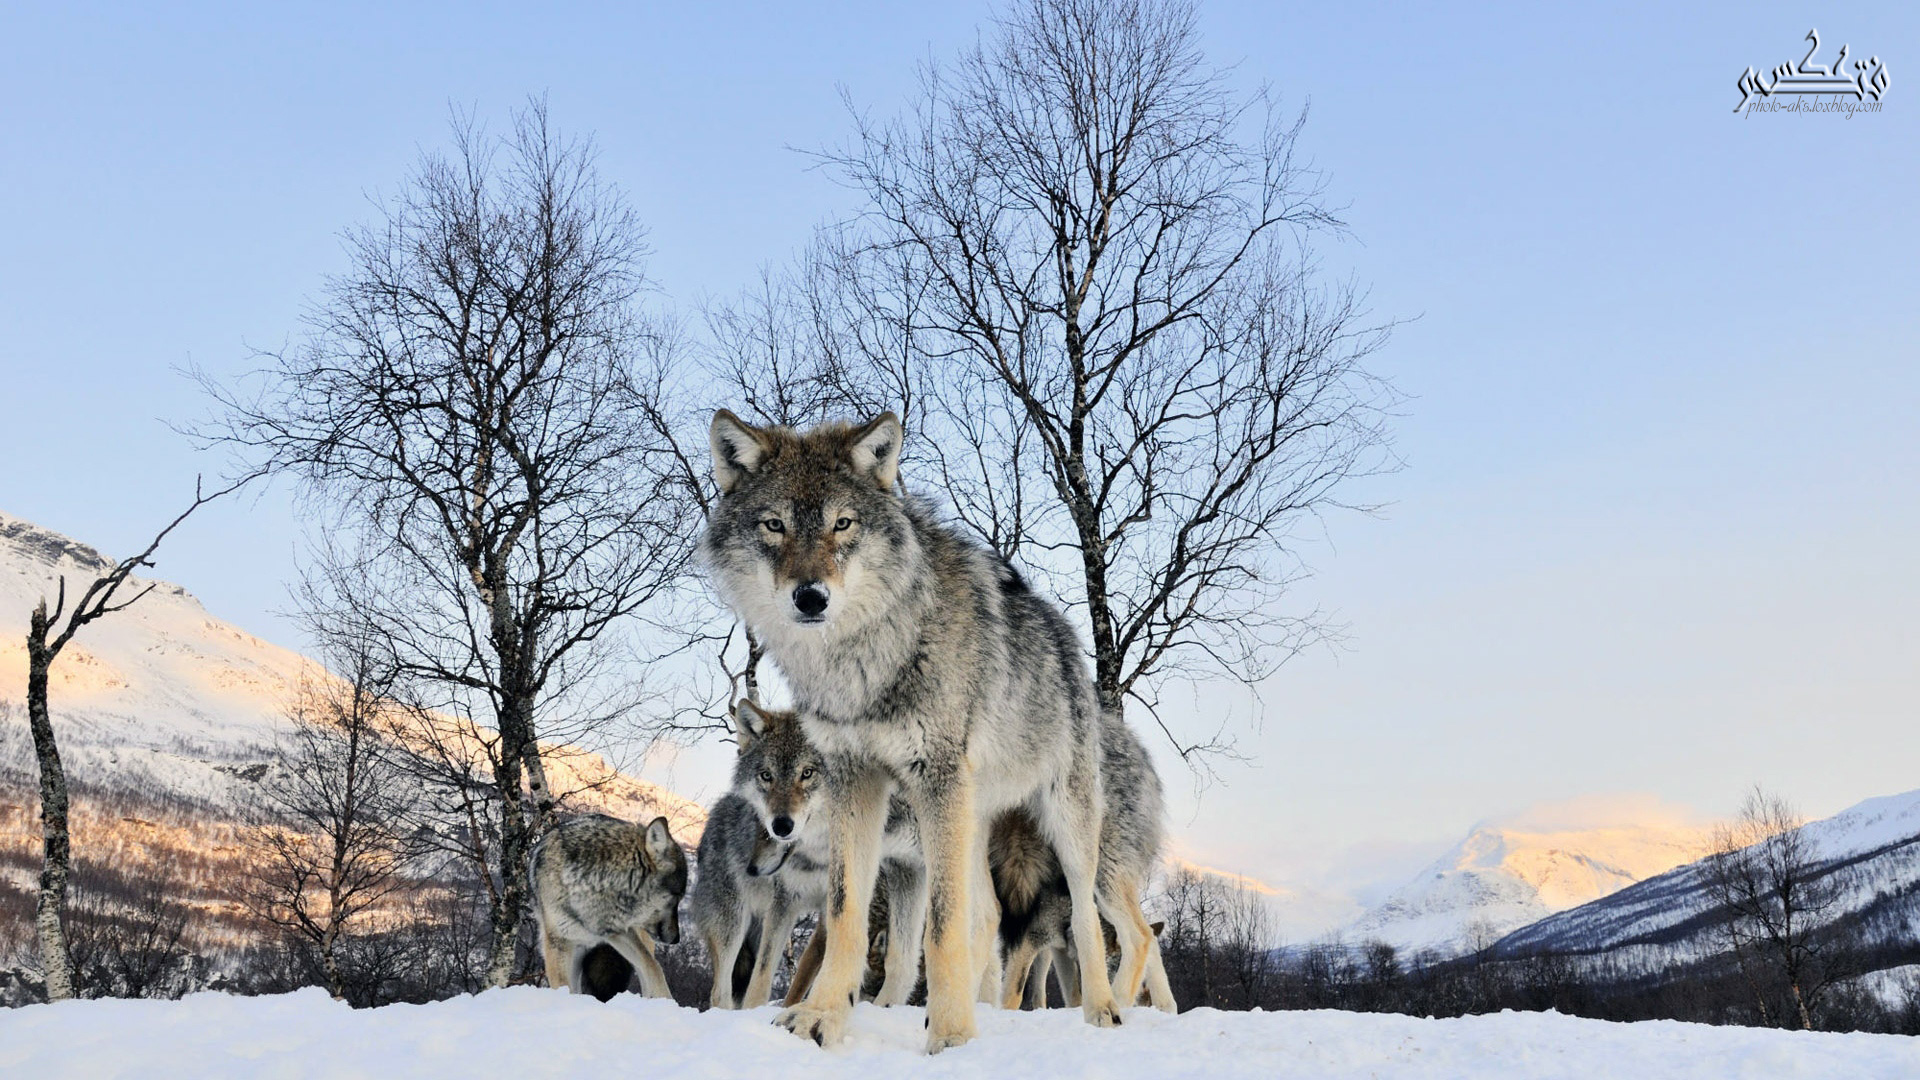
[3, 2, 1914, 930]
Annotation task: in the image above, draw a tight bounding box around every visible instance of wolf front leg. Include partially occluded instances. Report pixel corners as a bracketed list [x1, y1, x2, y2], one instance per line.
[874, 860, 926, 1007]
[774, 760, 889, 1046]
[1001, 936, 1043, 1010]
[539, 926, 573, 991]
[783, 923, 825, 1007]
[972, 850, 1003, 1005]
[912, 762, 980, 1053]
[1053, 944, 1081, 1007]
[1025, 951, 1053, 1009]
[609, 929, 672, 998]
[744, 893, 803, 1009]
[703, 913, 752, 1010]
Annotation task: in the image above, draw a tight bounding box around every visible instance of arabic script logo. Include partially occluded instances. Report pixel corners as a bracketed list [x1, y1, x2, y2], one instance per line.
[1736, 29, 1889, 114]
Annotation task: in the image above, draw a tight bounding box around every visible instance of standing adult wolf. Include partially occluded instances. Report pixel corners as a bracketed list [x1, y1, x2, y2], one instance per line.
[703, 409, 1125, 1053]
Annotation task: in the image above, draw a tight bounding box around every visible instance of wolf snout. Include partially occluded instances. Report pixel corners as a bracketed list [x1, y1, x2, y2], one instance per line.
[792, 582, 829, 620]
[770, 814, 795, 838]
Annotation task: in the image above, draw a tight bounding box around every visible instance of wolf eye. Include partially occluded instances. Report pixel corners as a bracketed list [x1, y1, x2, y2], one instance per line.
[758, 769, 773, 783]
[800, 766, 817, 781]
[833, 517, 853, 531]
[762, 519, 785, 534]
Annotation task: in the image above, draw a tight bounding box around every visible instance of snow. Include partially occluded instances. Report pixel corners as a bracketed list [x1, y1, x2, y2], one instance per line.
[1, 988, 1913, 1079]
[1496, 788, 1920, 967]
[1344, 802, 1710, 958]
[1804, 790, 1920, 862]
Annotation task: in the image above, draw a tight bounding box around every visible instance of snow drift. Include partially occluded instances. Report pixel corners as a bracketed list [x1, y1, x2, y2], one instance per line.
[3, 988, 1916, 1079]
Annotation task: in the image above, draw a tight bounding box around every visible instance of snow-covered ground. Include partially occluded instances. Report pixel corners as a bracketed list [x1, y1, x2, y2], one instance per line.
[1, 989, 1914, 1079]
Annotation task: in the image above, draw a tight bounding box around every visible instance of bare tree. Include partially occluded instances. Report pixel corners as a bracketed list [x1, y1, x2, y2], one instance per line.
[65, 866, 194, 1000]
[200, 101, 696, 985]
[1706, 787, 1849, 1029]
[1222, 878, 1277, 1007]
[243, 642, 414, 1000]
[809, 0, 1395, 760]
[22, 480, 235, 1001]
[1158, 866, 1225, 1006]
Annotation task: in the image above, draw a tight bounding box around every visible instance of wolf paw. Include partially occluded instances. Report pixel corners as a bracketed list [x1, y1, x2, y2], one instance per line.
[775, 1004, 847, 1047]
[1083, 997, 1123, 1028]
[925, 1024, 977, 1055]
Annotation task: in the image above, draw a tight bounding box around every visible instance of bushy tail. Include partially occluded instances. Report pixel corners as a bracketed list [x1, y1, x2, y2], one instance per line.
[577, 944, 633, 1002]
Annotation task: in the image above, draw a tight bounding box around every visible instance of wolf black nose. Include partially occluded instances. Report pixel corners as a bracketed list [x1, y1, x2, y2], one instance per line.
[792, 583, 829, 618]
[770, 815, 794, 838]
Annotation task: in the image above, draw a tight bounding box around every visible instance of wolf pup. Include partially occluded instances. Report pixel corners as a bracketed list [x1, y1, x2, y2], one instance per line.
[530, 813, 688, 997]
[693, 699, 925, 1010]
[703, 410, 1125, 1052]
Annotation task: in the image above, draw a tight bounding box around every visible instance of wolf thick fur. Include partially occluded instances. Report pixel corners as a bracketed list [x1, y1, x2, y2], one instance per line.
[990, 710, 1176, 1012]
[690, 794, 802, 1009]
[529, 813, 688, 997]
[703, 410, 1125, 1052]
[692, 700, 925, 1010]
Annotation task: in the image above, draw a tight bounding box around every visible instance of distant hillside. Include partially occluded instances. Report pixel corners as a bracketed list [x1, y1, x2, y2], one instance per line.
[1491, 789, 1920, 975]
[1340, 799, 1710, 959]
[0, 510, 704, 978]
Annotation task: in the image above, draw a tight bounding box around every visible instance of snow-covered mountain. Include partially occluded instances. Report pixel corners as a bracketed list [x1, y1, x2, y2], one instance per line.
[1340, 797, 1712, 958]
[0, 510, 703, 954]
[1491, 788, 1920, 969]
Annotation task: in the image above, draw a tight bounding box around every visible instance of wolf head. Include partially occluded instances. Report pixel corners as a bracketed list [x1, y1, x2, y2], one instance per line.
[638, 816, 688, 945]
[702, 409, 919, 635]
[729, 699, 826, 860]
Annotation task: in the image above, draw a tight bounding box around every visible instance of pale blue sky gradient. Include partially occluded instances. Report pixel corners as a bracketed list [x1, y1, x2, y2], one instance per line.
[3, 2, 1914, 924]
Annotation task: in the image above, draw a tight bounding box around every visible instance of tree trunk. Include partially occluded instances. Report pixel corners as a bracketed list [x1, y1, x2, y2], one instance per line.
[26, 601, 75, 1003]
[485, 741, 529, 988]
[470, 576, 541, 988]
[321, 926, 345, 1002]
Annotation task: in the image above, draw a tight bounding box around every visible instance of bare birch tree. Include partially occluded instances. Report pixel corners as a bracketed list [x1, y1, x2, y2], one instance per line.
[806, 0, 1395, 759]
[199, 101, 696, 985]
[1707, 787, 1849, 1029]
[22, 480, 234, 1001]
[243, 641, 413, 1000]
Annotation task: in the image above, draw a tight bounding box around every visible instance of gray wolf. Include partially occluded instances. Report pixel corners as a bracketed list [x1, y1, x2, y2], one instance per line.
[702, 409, 1126, 1052]
[692, 699, 925, 1009]
[989, 708, 1177, 1012]
[689, 792, 804, 1008]
[529, 812, 688, 997]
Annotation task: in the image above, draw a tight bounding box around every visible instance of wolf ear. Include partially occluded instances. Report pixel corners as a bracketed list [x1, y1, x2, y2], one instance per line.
[1150, 920, 1166, 938]
[643, 816, 677, 865]
[847, 411, 902, 490]
[710, 409, 770, 493]
[731, 699, 769, 745]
